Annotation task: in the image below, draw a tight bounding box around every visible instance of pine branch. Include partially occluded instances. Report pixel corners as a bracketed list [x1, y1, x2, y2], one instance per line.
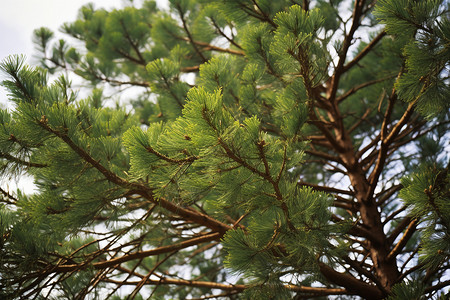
[90, 73, 150, 87]
[337, 74, 396, 104]
[208, 17, 243, 50]
[54, 232, 221, 272]
[37, 118, 130, 188]
[318, 262, 384, 299]
[0, 151, 48, 168]
[368, 99, 417, 199]
[249, 0, 277, 28]
[119, 19, 146, 65]
[328, 0, 366, 103]
[217, 137, 268, 181]
[105, 277, 350, 295]
[386, 218, 418, 261]
[153, 194, 232, 234]
[0, 187, 18, 204]
[219, 137, 296, 231]
[297, 181, 354, 196]
[145, 145, 198, 164]
[304, 149, 344, 165]
[179, 37, 245, 56]
[424, 280, 450, 294]
[158, 68, 185, 108]
[174, 3, 207, 62]
[114, 47, 147, 66]
[181, 65, 200, 72]
[342, 31, 386, 73]
[129, 252, 177, 298]
[38, 117, 230, 236]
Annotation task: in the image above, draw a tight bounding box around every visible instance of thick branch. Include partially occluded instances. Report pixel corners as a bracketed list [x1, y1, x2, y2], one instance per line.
[319, 262, 384, 299]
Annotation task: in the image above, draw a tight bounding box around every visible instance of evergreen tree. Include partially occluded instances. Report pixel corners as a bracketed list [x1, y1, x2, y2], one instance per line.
[0, 0, 449, 299]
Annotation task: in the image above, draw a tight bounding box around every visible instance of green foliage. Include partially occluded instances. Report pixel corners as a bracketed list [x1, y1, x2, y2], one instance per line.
[375, 0, 450, 117]
[387, 280, 425, 300]
[400, 165, 450, 270]
[0, 0, 449, 299]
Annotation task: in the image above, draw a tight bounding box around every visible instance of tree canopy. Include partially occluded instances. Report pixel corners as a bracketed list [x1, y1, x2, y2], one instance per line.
[0, 0, 449, 299]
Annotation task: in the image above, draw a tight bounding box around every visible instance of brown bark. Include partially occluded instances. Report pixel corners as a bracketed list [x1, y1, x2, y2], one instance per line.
[105, 277, 350, 296]
[318, 262, 384, 299]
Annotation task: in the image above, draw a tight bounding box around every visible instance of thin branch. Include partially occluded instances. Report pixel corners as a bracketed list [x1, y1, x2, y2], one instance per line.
[337, 74, 396, 103]
[54, 232, 221, 273]
[328, 0, 366, 102]
[175, 4, 207, 62]
[386, 218, 418, 261]
[297, 181, 354, 196]
[377, 184, 403, 207]
[0, 151, 48, 168]
[105, 277, 349, 295]
[178, 37, 245, 56]
[424, 280, 450, 294]
[342, 256, 385, 292]
[119, 19, 146, 65]
[38, 118, 131, 188]
[356, 133, 380, 160]
[209, 17, 242, 49]
[128, 251, 177, 299]
[304, 149, 344, 165]
[0, 187, 18, 204]
[348, 107, 372, 134]
[343, 31, 386, 73]
[145, 145, 198, 164]
[367, 99, 416, 199]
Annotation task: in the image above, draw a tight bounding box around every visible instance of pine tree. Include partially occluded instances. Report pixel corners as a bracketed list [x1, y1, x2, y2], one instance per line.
[0, 0, 449, 299]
